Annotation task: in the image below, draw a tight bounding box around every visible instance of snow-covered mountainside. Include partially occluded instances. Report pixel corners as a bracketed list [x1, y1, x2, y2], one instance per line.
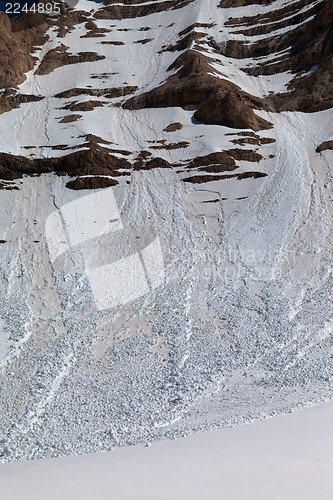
[0, 0, 332, 462]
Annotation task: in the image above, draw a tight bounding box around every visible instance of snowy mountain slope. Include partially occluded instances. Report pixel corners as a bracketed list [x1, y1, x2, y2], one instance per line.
[0, 0, 331, 188]
[2, 402, 333, 500]
[0, 0, 332, 462]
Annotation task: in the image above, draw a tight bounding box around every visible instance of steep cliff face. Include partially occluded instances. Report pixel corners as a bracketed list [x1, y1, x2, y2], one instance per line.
[0, 12, 37, 93]
[0, 1, 332, 463]
[221, 0, 333, 111]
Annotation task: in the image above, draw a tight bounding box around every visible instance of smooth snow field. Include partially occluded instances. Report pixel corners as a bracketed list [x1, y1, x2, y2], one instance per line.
[1, 401, 332, 500]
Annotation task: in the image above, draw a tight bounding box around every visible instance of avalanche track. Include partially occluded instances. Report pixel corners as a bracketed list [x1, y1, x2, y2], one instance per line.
[0, 0, 332, 462]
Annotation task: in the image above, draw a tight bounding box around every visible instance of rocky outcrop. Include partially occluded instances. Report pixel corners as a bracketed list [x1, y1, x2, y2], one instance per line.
[164, 123, 183, 132]
[220, 0, 333, 113]
[274, 56, 333, 112]
[194, 90, 272, 131]
[66, 176, 119, 190]
[0, 13, 36, 89]
[94, 0, 196, 20]
[219, 0, 274, 6]
[0, 10, 50, 113]
[316, 140, 333, 152]
[183, 171, 267, 184]
[124, 50, 272, 131]
[0, 90, 43, 114]
[35, 45, 105, 76]
[187, 151, 237, 170]
[55, 87, 138, 99]
[0, 135, 131, 189]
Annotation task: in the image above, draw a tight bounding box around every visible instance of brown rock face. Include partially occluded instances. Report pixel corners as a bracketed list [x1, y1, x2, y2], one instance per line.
[0, 10, 50, 113]
[219, 0, 274, 6]
[220, 0, 333, 113]
[55, 87, 138, 99]
[183, 171, 267, 184]
[274, 56, 333, 112]
[66, 177, 119, 190]
[124, 50, 272, 131]
[227, 148, 263, 162]
[35, 45, 105, 76]
[60, 100, 105, 112]
[0, 12, 36, 89]
[0, 7, 52, 88]
[94, 0, 196, 20]
[188, 151, 236, 170]
[273, 0, 333, 112]
[316, 141, 333, 152]
[164, 123, 184, 132]
[0, 136, 130, 187]
[0, 91, 43, 114]
[194, 90, 272, 131]
[124, 51, 218, 109]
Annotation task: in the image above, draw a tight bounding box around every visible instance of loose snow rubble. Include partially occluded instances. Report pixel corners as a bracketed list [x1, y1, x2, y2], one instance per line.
[0, 108, 332, 461]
